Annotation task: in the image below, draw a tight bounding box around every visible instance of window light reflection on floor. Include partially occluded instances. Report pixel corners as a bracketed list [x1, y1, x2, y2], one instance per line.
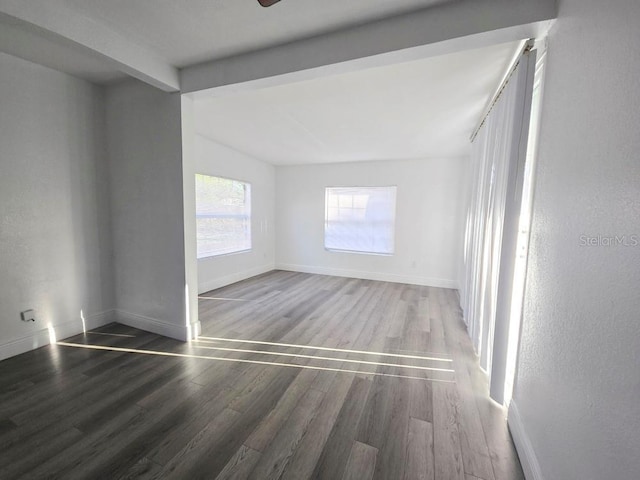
[192, 344, 455, 373]
[55, 342, 456, 383]
[196, 336, 453, 363]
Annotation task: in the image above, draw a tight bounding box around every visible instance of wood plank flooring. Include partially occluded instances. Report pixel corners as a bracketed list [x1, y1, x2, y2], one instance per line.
[0, 270, 524, 479]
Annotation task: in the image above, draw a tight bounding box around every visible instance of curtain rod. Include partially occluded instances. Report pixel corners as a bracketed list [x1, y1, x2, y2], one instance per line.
[470, 39, 535, 143]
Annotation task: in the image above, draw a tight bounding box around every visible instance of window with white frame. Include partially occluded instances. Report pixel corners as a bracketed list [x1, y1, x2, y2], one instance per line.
[195, 174, 251, 258]
[324, 186, 397, 255]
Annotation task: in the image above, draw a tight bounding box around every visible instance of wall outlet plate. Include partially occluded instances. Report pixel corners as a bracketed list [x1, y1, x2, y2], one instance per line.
[20, 309, 36, 322]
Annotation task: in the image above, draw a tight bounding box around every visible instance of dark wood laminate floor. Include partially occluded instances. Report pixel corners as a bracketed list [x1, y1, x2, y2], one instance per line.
[0, 271, 524, 480]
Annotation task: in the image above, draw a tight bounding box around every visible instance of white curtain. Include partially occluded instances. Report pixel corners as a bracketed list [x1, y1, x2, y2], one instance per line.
[461, 49, 536, 402]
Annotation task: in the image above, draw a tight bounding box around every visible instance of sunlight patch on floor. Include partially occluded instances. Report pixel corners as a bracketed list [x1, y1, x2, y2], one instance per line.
[56, 341, 455, 383]
[196, 336, 453, 362]
[192, 344, 455, 373]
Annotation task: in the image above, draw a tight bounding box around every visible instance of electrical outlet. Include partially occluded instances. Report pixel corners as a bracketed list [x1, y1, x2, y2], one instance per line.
[20, 309, 36, 322]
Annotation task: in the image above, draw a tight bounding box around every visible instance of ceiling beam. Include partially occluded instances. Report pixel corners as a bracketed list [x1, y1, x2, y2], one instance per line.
[0, 0, 180, 92]
[182, 0, 556, 95]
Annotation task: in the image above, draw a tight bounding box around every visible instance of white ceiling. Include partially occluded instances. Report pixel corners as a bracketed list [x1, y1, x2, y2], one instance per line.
[193, 41, 521, 165]
[0, 1, 535, 166]
[57, 0, 452, 67]
[0, 13, 126, 84]
[0, 0, 553, 92]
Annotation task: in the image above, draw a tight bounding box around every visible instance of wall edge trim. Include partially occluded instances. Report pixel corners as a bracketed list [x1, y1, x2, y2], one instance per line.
[198, 263, 276, 294]
[508, 400, 545, 480]
[115, 309, 189, 342]
[0, 309, 115, 361]
[275, 263, 458, 289]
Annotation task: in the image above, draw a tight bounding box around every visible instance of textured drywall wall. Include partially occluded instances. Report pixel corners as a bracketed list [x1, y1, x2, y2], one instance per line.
[0, 53, 113, 359]
[194, 136, 276, 294]
[105, 79, 188, 340]
[275, 158, 468, 287]
[512, 0, 640, 478]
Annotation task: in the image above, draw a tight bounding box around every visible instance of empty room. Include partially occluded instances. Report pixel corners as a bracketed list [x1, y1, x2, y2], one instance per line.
[1, 1, 638, 480]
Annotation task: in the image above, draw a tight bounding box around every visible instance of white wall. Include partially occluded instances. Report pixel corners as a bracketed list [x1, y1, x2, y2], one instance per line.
[105, 79, 189, 341]
[181, 95, 200, 336]
[510, 1, 640, 479]
[194, 136, 276, 294]
[275, 158, 468, 288]
[0, 53, 114, 360]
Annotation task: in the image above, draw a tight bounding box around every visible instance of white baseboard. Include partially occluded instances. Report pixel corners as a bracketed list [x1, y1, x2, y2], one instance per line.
[508, 401, 545, 480]
[198, 263, 275, 294]
[58, 309, 116, 339]
[115, 309, 192, 342]
[275, 263, 458, 289]
[0, 309, 115, 362]
[0, 329, 51, 362]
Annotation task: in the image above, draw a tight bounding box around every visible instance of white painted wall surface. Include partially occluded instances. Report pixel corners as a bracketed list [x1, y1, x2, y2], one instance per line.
[181, 95, 200, 337]
[0, 53, 113, 360]
[275, 158, 468, 287]
[194, 136, 276, 294]
[105, 79, 188, 340]
[510, 1, 640, 479]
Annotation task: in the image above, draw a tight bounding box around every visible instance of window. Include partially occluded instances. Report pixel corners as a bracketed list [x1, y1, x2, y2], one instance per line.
[325, 186, 397, 255]
[195, 174, 251, 258]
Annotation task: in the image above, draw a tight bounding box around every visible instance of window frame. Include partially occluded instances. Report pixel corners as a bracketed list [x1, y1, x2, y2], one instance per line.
[195, 173, 252, 259]
[324, 185, 397, 256]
